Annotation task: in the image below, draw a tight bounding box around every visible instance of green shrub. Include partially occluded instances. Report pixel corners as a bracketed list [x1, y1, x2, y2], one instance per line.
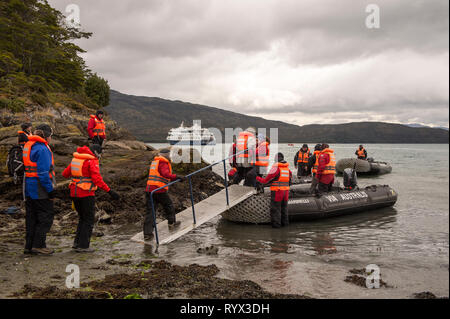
[0, 97, 25, 112]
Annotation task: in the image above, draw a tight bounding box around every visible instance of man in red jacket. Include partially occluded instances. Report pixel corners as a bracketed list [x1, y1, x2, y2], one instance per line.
[316, 143, 336, 194]
[62, 144, 120, 252]
[144, 149, 185, 241]
[87, 110, 106, 146]
[256, 153, 292, 228]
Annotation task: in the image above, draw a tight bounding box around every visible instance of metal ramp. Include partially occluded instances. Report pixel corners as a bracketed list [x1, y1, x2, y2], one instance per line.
[131, 185, 256, 245]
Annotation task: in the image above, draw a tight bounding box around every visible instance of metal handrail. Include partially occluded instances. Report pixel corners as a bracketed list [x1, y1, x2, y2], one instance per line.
[149, 147, 252, 245]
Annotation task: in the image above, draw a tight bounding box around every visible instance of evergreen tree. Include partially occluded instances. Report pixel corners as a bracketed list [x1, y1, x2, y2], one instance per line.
[84, 73, 110, 108]
[0, 0, 92, 93]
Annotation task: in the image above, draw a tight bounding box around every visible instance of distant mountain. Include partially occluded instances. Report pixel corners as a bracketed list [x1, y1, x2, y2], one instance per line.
[406, 123, 449, 130]
[106, 90, 449, 143]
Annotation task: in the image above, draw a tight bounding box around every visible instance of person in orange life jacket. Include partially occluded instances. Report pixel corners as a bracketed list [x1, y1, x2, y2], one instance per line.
[144, 148, 185, 241]
[308, 143, 323, 194]
[256, 153, 292, 228]
[316, 144, 336, 194]
[233, 128, 258, 186]
[254, 135, 270, 176]
[18, 122, 32, 146]
[294, 144, 311, 177]
[355, 145, 367, 160]
[62, 144, 120, 252]
[23, 124, 57, 255]
[87, 110, 106, 146]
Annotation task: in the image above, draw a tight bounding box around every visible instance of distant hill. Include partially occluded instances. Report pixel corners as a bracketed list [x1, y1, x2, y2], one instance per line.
[106, 90, 449, 143]
[406, 123, 449, 131]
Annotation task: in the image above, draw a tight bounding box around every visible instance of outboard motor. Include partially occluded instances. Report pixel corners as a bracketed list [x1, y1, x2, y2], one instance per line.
[367, 157, 374, 162]
[343, 168, 358, 190]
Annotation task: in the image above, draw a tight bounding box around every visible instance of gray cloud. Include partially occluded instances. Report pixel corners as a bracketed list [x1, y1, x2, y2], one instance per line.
[49, 0, 449, 127]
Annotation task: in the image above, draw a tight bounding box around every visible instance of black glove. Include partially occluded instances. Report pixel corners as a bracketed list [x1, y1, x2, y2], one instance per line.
[177, 175, 186, 182]
[48, 190, 57, 199]
[108, 190, 120, 200]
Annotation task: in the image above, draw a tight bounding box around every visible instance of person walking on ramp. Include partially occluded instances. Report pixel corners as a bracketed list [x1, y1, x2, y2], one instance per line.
[144, 149, 184, 241]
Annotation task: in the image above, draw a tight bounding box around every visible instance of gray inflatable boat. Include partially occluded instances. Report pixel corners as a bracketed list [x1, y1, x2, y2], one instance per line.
[222, 183, 397, 224]
[336, 158, 392, 176]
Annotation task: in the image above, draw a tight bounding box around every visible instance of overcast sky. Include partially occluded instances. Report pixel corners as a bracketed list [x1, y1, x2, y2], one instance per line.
[49, 0, 449, 128]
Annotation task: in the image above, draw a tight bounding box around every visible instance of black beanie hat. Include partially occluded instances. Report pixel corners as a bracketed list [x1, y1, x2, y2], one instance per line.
[275, 152, 284, 162]
[35, 124, 53, 138]
[21, 122, 32, 131]
[302, 144, 308, 148]
[96, 110, 104, 116]
[314, 144, 322, 151]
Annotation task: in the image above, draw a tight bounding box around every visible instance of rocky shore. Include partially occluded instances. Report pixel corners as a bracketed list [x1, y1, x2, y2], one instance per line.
[0, 98, 309, 299]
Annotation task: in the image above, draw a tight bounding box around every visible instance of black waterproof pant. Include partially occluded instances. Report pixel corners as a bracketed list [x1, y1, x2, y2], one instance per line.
[25, 198, 54, 250]
[92, 136, 104, 146]
[232, 167, 257, 187]
[310, 174, 318, 194]
[270, 192, 289, 228]
[297, 163, 308, 177]
[72, 196, 96, 249]
[318, 182, 333, 194]
[144, 192, 176, 235]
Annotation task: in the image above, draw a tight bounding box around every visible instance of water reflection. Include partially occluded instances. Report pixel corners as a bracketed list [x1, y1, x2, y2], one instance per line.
[215, 207, 397, 256]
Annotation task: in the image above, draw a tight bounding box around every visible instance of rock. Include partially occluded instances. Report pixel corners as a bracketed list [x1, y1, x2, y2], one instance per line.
[0, 125, 19, 141]
[197, 245, 219, 255]
[104, 141, 132, 150]
[50, 137, 75, 155]
[104, 140, 149, 151]
[57, 124, 82, 138]
[96, 210, 112, 224]
[63, 136, 88, 147]
[0, 136, 16, 146]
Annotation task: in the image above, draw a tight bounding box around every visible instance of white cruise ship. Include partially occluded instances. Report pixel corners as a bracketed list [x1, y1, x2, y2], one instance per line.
[166, 121, 216, 145]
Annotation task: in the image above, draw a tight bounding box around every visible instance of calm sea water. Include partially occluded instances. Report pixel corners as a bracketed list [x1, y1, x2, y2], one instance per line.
[147, 143, 449, 298]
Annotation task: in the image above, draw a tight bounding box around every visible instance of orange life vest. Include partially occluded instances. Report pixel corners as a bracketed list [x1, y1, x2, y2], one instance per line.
[270, 162, 290, 191]
[23, 135, 56, 183]
[255, 141, 270, 167]
[90, 115, 106, 138]
[70, 152, 98, 195]
[18, 131, 30, 145]
[297, 148, 310, 164]
[147, 156, 172, 191]
[237, 131, 255, 158]
[312, 151, 321, 174]
[357, 148, 366, 158]
[321, 148, 336, 175]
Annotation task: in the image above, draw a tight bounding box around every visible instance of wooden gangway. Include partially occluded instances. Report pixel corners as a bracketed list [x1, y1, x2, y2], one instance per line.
[131, 185, 256, 245]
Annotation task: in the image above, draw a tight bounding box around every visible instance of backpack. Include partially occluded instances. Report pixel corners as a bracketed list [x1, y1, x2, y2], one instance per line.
[6, 145, 24, 184]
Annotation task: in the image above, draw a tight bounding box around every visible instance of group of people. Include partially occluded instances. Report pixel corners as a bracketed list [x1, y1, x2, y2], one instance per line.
[293, 143, 337, 194]
[17, 116, 363, 251]
[19, 112, 117, 255]
[225, 128, 340, 228]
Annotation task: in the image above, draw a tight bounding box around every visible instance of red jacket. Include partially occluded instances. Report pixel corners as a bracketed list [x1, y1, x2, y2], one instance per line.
[87, 116, 104, 139]
[147, 160, 178, 194]
[256, 162, 292, 202]
[228, 143, 237, 167]
[62, 146, 110, 197]
[316, 152, 335, 185]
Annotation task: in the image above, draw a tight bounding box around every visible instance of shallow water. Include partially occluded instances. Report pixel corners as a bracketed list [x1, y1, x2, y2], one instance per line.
[145, 143, 449, 298]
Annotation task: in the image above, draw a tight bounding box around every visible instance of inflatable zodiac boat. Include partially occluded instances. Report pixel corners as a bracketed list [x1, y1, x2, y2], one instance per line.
[222, 183, 397, 224]
[336, 158, 392, 176]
